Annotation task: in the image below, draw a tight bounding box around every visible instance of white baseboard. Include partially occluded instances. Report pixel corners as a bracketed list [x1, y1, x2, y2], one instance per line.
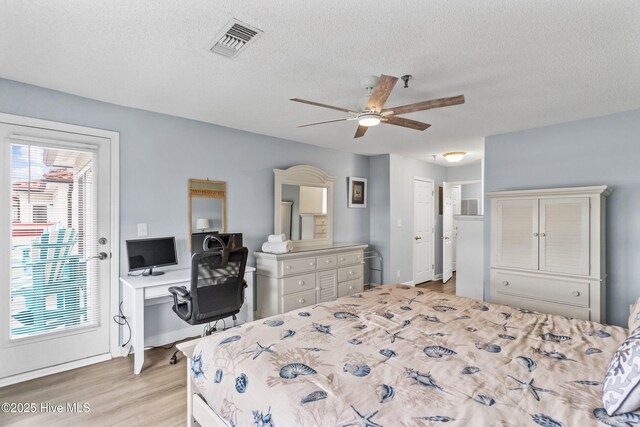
[401, 280, 415, 286]
[0, 353, 111, 388]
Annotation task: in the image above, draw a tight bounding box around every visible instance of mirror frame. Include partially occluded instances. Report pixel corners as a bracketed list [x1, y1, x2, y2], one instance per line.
[188, 179, 227, 251]
[274, 165, 335, 250]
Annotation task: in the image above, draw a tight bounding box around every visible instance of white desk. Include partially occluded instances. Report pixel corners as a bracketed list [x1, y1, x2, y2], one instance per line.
[120, 266, 255, 374]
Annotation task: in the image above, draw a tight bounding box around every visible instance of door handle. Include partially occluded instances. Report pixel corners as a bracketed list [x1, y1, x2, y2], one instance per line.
[89, 252, 108, 261]
[441, 236, 450, 240]
[414, 236, 422, 240]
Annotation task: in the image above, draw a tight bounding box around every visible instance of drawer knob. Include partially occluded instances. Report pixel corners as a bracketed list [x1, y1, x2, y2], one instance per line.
[299, 298, 305, 303]
[349, 286, 353, 290]
[572, 291, 580, 297]
[349, 271, 354, 275]
[533, 232, 539, 237]
[286, 265, 291, 270]
[309, 262, 315, 266]
[340, 257, 345, 261]
[325, 260, 331, 264]
[502, 281, 509, 286]
[298, 280, 305, 286]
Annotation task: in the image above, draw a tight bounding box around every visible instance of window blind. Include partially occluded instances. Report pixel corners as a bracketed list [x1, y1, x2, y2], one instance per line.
[9, 143, 100, 340]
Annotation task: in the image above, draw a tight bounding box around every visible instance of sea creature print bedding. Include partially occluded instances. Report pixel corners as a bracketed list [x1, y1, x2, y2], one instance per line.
[190, 284, 633, 426]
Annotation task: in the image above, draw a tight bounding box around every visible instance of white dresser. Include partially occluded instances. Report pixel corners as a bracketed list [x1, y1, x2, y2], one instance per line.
[255, 244, 367, 317]
[488, 186, 610, 322]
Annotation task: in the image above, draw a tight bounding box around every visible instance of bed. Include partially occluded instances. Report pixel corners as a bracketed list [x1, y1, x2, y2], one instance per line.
[178, 284, 634, 426]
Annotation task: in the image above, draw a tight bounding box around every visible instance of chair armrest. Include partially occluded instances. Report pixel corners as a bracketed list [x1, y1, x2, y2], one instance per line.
[168, 286, 190, 299]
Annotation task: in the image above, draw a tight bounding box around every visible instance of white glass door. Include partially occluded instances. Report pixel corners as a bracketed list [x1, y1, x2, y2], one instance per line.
[0, 123, 111, 380]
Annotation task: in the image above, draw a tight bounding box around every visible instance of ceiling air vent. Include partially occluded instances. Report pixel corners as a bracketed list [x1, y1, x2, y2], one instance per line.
[210, 19, 263, 59]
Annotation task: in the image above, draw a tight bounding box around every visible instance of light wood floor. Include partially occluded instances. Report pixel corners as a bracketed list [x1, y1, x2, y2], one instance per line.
[0, 343, 193, 427]
[416, 272, 456, 294]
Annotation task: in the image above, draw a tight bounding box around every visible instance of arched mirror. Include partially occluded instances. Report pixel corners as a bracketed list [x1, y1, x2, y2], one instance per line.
[274, 165, 334, 250]
[188, 179, 226, 250]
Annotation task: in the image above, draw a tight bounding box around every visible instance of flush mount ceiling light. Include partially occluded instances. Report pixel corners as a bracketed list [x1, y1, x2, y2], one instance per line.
[443, 152, 466, 163]
[357, 112, 382, 127]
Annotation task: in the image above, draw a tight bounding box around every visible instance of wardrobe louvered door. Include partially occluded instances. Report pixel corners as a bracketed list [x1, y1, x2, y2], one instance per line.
[316, 269, 337, 303]
[539, 197, 590, 276]
[493, 199, 539, 270]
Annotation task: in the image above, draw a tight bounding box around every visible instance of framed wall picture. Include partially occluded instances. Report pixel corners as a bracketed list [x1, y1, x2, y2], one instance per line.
[348, 177, 367, 208]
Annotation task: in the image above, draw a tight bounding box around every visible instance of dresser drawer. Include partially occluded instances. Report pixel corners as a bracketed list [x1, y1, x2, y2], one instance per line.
[280, 257, 317, 276]
[338, 265, 362, 283]
[316, 255, 337, 270]
[491, 270, 590, 307]
[282, 273, 316, 295]
[338, 279, 363, 298]
[338, 251, 362, 266]
[282, 290, 316, 312]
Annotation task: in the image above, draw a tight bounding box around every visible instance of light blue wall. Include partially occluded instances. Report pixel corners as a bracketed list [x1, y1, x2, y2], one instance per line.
[485, 108, 640, 327]
[447, 162, 482, 182]
[461, 183, 482, 200]
[389, 154, 447, 283]
[0, 78, 370, 341]
[368, 155, 391, 284]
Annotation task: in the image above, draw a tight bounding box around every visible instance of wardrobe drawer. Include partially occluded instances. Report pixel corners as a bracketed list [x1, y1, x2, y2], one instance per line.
[338, 251, 362, 266]
[492, 270, 590, 307]
[491, 293, 591, 321]
[338, 279, 363, 298]
[280, 257, 317, 276]
[316, 255, 337, 270]
[282, 290, 316, 312]
[338, 265, 362, 283]
[282, 273, 316, 295]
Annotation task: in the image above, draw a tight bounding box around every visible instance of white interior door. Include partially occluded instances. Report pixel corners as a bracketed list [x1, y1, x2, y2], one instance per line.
[413, 179, 434, 284]
[451, 185, 461, 270]
[0, 123, 112, 380]
[442, 182, 453, 283]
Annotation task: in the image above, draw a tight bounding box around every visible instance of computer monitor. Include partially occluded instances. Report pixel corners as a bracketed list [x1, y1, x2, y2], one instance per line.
[126, 236, 177, 276]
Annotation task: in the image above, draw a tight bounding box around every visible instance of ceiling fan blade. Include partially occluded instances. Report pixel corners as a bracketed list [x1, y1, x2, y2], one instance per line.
[354, 125, 369, 138]
[290, 98, 356, 114]
[383, 116, 431, 131]
[366, 75, 399, 112]
[297, 118, 350, 128]
[382, 94, 465, 115]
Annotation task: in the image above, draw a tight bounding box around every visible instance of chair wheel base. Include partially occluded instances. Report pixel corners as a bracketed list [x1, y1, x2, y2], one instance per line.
[169, 349, 180, 365]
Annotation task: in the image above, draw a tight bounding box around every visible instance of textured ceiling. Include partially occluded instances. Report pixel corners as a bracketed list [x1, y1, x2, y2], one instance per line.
[1, 1, 639, 166]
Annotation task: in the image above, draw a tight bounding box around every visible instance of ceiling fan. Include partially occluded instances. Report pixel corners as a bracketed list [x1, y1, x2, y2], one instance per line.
[291, 74, 465, 139]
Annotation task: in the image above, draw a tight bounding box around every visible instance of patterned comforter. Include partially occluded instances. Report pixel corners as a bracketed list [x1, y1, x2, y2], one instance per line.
[190, 284, 633, 426]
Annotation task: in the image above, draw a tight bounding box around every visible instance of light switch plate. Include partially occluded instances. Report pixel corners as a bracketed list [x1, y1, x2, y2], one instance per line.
[137, 223, 148, 237]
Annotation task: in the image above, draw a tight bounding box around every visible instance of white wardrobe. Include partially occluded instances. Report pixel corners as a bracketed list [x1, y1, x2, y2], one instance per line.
[488, 186, 610, 322]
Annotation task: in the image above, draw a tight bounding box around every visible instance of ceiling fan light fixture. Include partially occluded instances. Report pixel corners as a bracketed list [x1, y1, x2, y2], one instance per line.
[443, 152, 466, 163]
[358, 113, 381, 127]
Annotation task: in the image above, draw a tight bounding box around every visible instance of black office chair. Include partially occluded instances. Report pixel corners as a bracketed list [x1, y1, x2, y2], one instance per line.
[168, 235, 248, 364]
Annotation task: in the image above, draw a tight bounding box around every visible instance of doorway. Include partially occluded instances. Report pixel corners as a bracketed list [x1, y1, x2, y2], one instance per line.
[0, 115, 119, 385]
[413, 178, 435, 284]
[442, 180, 482, 284]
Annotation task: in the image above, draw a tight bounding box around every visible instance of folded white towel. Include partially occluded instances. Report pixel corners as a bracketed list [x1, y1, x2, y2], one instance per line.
[261, 241, 293, 254]
[268, 233, 287, 243]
